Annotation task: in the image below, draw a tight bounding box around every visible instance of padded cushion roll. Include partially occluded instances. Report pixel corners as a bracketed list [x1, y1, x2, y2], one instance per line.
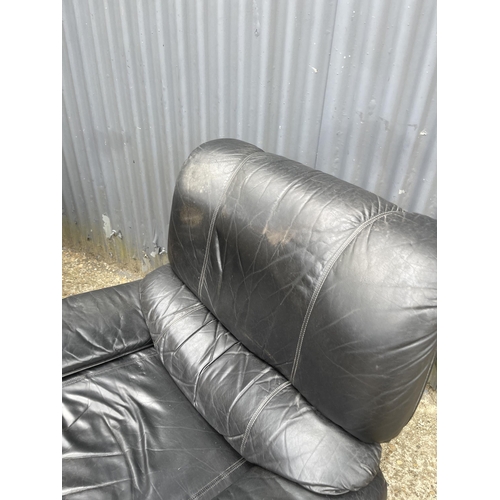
[167, 139, 437, 443]
[140, 265, 382, 495]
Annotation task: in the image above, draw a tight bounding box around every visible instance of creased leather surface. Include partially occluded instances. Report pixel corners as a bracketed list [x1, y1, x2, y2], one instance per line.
[62, 281, 152, 377]
[215, 466, 387, 500]
[140, 264, 381, 495]
[62, 348, 252, 499]
[168, 138, 437, 443]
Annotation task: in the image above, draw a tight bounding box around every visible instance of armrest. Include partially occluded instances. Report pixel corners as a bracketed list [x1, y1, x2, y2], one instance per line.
[62, 280, 153, 377]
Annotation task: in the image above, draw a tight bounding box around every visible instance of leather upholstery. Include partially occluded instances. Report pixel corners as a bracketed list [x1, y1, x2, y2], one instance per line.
[167, 139, 437, 444]
[214, 466, 388, 500]
[63, 348, 252, 499]
[62, 281, 152, 377]
[140, 264, 381, 495]
[62, 138, 436, 498]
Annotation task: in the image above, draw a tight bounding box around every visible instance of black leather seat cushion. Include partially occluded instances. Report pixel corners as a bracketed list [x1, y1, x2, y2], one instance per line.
[62, 345, 387, 499]
[62, 348, 252, 499]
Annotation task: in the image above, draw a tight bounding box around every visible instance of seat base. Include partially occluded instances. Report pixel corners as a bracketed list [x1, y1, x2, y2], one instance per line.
[62, 347, 387, 499]
[63, 348, 251, 499]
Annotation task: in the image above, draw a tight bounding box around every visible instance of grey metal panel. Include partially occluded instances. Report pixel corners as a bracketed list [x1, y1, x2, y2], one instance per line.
[315, 0, 437, 214]
[62, 0, 436, 270]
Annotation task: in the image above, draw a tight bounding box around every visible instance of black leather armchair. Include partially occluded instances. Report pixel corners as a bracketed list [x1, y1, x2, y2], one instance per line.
[62, 139, 437, 499]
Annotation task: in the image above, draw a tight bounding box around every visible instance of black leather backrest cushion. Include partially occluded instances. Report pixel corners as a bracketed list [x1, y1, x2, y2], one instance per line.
[168, 138, 437, 443]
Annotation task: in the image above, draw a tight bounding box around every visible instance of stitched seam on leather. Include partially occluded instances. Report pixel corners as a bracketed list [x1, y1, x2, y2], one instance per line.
[189, 457, 247, 500]
[197, 151, 265, 298]
[290, 209, 403, 383]
[193, 341, 238, 406]
[62, 351, 158, 387]
[62, 343, 153, 379]
[152, 303, 206, 347]
[225, 366, 274, 431]
[240, 381, 291, 454]
[170, 319, 217, 355]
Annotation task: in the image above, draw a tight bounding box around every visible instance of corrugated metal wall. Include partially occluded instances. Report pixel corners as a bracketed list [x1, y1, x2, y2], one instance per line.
[62, 0, 437, 271]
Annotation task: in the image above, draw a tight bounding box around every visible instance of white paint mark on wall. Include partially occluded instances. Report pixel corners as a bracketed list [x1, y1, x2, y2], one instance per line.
[102, 214, 113, 238]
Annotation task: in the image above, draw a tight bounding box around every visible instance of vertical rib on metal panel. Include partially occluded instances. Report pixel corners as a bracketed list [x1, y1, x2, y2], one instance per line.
[62, 0, 437, 269]
[316, 0, 437, 214]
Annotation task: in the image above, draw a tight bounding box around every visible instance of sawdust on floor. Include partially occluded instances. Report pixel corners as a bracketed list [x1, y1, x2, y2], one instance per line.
[62, 246, 437, 500]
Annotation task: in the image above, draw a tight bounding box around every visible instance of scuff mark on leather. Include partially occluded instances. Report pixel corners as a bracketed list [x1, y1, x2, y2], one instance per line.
[262, 225, 295, 246]
[180, 204, 204, 226]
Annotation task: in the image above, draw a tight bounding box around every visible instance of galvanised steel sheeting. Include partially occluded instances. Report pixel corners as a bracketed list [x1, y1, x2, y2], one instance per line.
[62, 0, 436, 271]
[315, 0, 437, 217]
